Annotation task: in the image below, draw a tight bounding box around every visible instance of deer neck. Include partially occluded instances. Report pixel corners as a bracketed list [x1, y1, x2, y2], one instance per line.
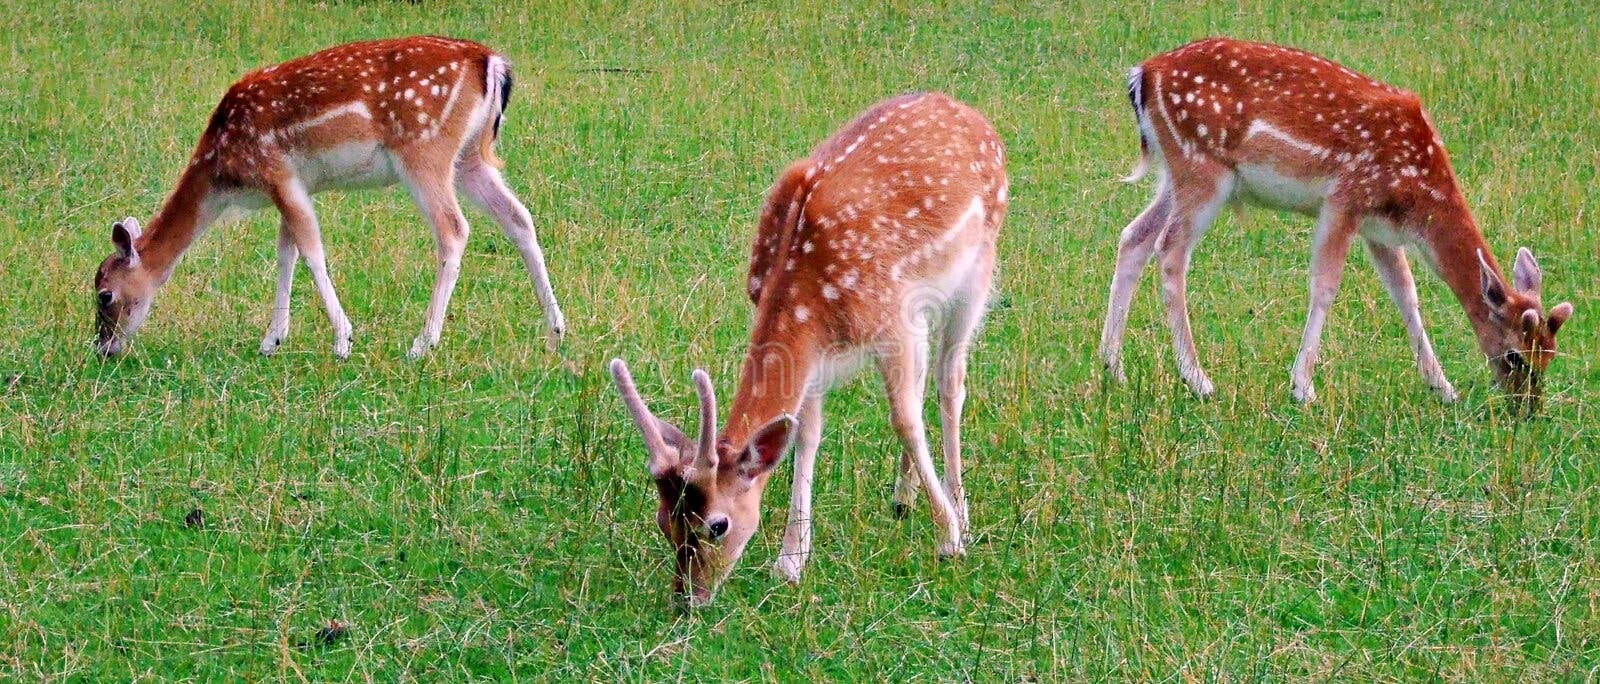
[1406, 193, 1503, 355]
[720, 304, 825, 449]
[135, 166, 218, 283]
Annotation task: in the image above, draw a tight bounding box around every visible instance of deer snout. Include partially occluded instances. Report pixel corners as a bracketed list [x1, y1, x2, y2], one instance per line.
[93, 334, 125, 357]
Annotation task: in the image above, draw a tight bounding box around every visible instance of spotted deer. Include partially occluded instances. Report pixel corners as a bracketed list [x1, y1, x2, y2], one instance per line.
[611, 92, 1007, 606]
[93, 36, 566, 359]
[1099, 38, 1573, 406]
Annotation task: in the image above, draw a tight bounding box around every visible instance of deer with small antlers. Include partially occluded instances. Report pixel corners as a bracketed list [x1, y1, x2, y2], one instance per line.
[611, 92, 1007, 606]
[93, 36, 565, 358]
[1100, 38, 1573, 406]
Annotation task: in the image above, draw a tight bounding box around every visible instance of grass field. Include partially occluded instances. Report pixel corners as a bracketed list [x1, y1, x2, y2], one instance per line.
[2, 0, 1598, 679]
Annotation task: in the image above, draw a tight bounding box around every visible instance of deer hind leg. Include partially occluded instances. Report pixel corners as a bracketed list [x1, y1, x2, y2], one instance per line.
[936, 246, 995, 537]
[889, 354, 928, 519]
[399, 162, 471, 359]
[775, 392, 824, 583]
[1364, 239, 1456, 402]
[1100, 178, 1173, 383]
[271, 177, 353, 359]
[1157, 172, 1234, 398]
[260, 222, 299, 356]
[457, 160, 567, 351]
[879, 332, 963, 558]
[1290, 206, 1360, 403]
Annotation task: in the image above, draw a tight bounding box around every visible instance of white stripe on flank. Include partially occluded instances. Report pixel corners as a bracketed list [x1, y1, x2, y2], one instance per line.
[262, 102, 373, 145]
[262, 100, 374, 144]
[1244, 120, 1330, 159]
[890, 196, 985, 282]
[432, 69, 468, 134]
[1151, 71, 1190, 158]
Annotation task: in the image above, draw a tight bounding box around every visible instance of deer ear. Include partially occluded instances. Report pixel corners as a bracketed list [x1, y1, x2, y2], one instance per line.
[1478, 249, 1506, 308]
[1547, 301, 1573, 336]
[1512, 247, 1542, 293]
[735, 413, 797, 481]
[112, 217, 142, 263]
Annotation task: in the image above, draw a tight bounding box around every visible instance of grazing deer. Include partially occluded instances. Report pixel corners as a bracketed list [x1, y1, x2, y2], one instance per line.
[1100, 38, 1573, 405]
[610, 92, 1007, 606]
[93, 36, 565, 359]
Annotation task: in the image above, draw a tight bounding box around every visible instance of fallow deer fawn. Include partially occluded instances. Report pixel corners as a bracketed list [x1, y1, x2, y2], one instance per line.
[1099, 38, 1572, 406]
[93, 36, 566, 359]
[611, 92, 1008, 606]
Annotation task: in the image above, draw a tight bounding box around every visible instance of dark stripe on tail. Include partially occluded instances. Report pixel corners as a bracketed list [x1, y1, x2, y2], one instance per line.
[1127, 66, 1148, 159]
[494, 61, 512, 138]
[1122, 65, 1151, 183]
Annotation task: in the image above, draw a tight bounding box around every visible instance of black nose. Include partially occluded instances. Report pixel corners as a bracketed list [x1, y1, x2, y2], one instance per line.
[707, 518, 729, 540]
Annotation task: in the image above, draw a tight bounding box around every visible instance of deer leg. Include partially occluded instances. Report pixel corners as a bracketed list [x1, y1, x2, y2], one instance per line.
[402, 168, 470, 359]
[889, 338, 931, 519]
[271, 178, 352, 359]
[1100, 180, 1173, 383]
[936, 248, 995, 537]
[1157, 175, 1233, 398]
[457, 161, 567, 351]
[880, 334, 963, 558]
[260, 222, 298, 355]
[1290, 206, 1359, 403]
[1365, 240, 1456, 402]
[775, 392, 824, 583]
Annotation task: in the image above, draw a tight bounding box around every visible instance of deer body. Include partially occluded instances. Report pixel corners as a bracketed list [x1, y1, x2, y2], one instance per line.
[94, 36, 566, 358]
[1100, 38, 1572, 404]
[612, 92, 1008, 605]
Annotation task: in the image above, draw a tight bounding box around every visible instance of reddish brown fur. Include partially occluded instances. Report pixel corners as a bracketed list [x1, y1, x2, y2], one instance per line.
[93, 36, 566, 358]
[733, 92, 1007, 441]
[1104, 38, 1572, 404]
[615, 92, 1008, 605]
[199, 36, 499, 188]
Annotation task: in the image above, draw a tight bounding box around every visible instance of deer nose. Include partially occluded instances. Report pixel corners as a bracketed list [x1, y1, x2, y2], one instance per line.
[706, 517, 730, 541]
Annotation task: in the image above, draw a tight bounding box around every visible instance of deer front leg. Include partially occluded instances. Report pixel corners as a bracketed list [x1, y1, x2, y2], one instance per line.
[1365, 240, 1456, 402]
[271, 178, 352, 359]
[260, 223, 298, 355]
[1291, 206, 1359, 403]
[775, 393, 823, 583]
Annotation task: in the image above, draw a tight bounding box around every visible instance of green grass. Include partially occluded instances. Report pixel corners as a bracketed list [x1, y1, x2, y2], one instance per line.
[2, 0, 1598, 679]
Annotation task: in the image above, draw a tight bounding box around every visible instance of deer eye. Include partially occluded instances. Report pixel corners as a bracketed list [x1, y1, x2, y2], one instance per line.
[97, 290, 114, 306]
[706, 516, 730, 541]
[1504, 349, 1526, 369]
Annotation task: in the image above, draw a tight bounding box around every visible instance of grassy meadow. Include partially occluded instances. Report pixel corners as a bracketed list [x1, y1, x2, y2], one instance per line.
[2, 0, 1598, 679]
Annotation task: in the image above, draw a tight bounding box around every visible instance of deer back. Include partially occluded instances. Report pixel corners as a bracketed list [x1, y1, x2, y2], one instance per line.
[746, 92, 1007, 342]
[1138, 38, 1462, 215]
[194, 36, 499, 186]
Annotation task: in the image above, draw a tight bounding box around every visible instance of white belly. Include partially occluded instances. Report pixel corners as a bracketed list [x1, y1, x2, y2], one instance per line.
[1234, 164, 1330, 215]
[1360, 218, 1409, 247]
[294, 142, 398, 193]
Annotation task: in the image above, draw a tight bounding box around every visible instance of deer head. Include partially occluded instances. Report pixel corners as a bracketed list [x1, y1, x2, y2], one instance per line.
[93, 217, 160, 356]
[1478, 248, 1574, 406]
[609, 358, 796, 607]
